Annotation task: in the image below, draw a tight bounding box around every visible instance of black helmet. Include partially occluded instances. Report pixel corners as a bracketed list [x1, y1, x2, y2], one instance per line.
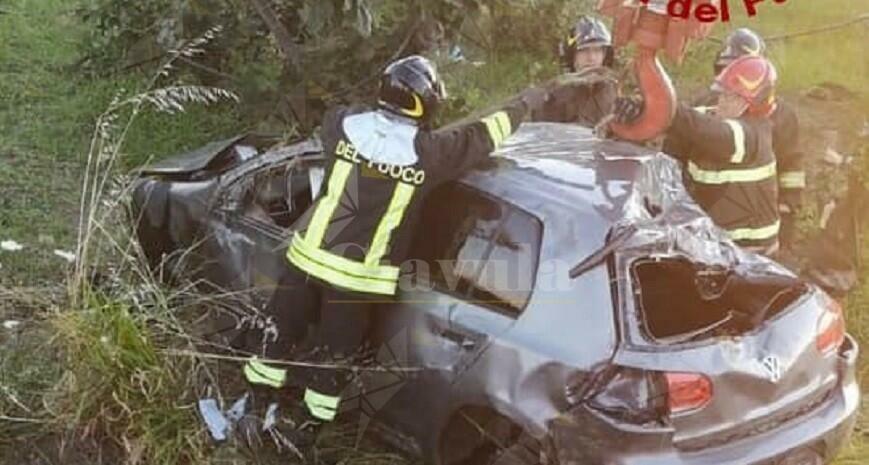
[558, 16, 614, 71]
[378, 55, 446, 125]
[714, 28, 766, 75]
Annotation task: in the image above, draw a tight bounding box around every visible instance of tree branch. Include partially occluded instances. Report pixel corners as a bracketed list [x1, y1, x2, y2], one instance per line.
[248, 0, 302, 69]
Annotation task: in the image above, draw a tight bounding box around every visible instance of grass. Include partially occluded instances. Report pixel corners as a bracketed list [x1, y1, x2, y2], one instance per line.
[52, 295, 206, 465]
[0, 0, 867, 464]
[0, 0, 240, 284]
[671, 0, 869, 101]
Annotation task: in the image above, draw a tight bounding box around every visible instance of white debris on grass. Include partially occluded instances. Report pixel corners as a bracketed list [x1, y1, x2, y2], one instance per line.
[3, 320, 21, 330]
[53, 249, 76, 263]
[198, 398, 230, 441]
[1, 240, 24, 252]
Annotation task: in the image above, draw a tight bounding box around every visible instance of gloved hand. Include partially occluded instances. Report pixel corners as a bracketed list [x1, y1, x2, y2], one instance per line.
[518, 86, 550, 112]
[613, 96, 644, 124]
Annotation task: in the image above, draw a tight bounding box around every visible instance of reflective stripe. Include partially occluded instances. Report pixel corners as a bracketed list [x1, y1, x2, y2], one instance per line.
[481, 111, 512, 148]
[727, 220, 781, 242]
[308, 404, 337, 421]
[288, 151, 414, 295]
[693, 106, 715, 115]
[243, 359, 286, 388]
[724, 119, 746, 163]
[365, 183, 415, 267]
[779, 171, 806, 189]
[305, 388, 339, 421]
[304, 388, 340, 409]
[687, 161, 776, 185]
[304, 160, 354, 248]
[288, 234, 399, 295]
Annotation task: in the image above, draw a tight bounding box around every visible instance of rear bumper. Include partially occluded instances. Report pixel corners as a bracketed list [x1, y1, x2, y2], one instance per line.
[551, 333, 860, 465]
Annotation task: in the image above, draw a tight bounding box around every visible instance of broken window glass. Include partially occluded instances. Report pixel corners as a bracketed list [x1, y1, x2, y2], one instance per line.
[409, 184, 542, 316]
[236, 158, 324, 229]
[632, 257, 805, 342]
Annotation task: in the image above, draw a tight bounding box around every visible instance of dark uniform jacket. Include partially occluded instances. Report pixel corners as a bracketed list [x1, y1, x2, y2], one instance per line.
[533, 75, 616, 128]
[286, 100, 529, 295]
[692, 91, 806, 208]
[663, 104, 780, 249]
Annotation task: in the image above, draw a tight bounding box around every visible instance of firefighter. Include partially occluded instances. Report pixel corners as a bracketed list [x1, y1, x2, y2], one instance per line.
[243, 55, 550, 423]
[615, 55, 781, 255]
[693, 28, 806, 250]
[534, 15, 618, 127]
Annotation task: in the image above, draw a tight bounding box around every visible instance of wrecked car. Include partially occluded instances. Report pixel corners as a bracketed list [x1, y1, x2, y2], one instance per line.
[131, 123, 859, 465]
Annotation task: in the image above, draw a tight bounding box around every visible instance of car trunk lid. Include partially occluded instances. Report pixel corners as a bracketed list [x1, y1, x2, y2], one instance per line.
[615, 258, 842, 449]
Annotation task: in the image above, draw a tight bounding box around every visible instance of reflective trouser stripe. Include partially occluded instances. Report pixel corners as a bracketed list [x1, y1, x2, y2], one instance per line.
[779, 171, 806, 189]
[288, 234, 399, 295]
[724, 119, 746, 163]
[304, 388, 340, 422]
[304, 160, 354, 247]
[481, 111, 512, 148]
[365, 183, 415, 267]
[687, 161, 776, 185]
[727, 220, 781, 242]
[243, 359, 286, 388]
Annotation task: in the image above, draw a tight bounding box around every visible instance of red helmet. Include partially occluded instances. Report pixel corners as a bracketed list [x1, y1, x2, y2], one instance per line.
[713, 55, 778, 116]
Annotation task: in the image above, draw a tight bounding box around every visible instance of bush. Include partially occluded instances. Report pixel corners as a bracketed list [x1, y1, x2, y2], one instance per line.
[52, 294, 206, 465]
[76, 0, 596, 133]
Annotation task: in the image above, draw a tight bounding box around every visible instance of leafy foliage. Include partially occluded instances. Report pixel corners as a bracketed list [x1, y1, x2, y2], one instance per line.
[77, 0, 594, 133]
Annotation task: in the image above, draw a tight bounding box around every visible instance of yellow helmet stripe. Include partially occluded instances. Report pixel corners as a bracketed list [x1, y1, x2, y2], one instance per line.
[400, 94, 425, 118]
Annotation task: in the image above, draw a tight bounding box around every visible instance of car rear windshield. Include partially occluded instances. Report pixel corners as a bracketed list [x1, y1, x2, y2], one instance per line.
[631, 257, 806, 343]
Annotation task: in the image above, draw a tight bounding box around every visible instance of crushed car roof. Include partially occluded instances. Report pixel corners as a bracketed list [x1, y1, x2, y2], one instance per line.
[482, 123, 786, 274]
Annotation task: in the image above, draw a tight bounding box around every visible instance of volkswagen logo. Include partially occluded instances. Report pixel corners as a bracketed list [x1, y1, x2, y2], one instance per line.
[761, 355, 783, 383]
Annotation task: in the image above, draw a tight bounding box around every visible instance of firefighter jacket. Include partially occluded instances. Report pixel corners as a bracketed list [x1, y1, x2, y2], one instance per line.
[692, 91, 806, 209]
[286, 101, 529, 295]
[663, 104, 780, 249]
[532, 75, 616, 128]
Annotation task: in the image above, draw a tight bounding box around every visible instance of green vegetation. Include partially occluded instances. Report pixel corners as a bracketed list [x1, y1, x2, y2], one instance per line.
[673, 0, 868, 99]
[1, 0, 867, 463]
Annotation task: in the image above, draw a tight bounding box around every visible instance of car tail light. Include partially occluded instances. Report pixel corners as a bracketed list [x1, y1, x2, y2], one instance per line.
[664, 372, 713, 414]
[816, 297, 845, 355]
[572, 367, 668, 425]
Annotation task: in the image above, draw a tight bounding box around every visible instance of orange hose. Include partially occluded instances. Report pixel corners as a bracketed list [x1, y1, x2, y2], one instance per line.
[609, 47, 676, 142]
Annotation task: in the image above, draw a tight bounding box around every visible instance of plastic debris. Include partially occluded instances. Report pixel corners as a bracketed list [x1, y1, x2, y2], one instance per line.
[2, 320, 21, 330]
[198, 398, 230, 441]
[820, 200, 837, 229]
[53, 250, 76, 263]
[226, 393, 248, 422]
[448, 45, 466, 63]
[1, 240, 24, 252]
[262, 402, 279, 432]
[823, 147, 849, 166]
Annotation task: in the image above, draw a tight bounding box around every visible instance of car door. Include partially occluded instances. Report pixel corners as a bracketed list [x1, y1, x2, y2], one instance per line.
[375, 183, 544, 443]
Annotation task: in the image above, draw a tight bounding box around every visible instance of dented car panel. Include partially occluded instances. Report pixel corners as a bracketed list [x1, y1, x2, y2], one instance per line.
[131, 123, 858, 464]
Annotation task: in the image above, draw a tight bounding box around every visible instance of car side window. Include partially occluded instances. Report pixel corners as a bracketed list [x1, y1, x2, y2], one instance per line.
[470, 208, 542, 315]
[411, 184, 505, 297]
[409, 184, 542, 317]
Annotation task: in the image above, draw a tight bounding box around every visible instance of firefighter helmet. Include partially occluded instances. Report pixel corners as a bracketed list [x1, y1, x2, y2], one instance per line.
[378, 55, 447, 125]
[558, 16, 614, 71]
[713, 55, 778, 116]
[714, 28, 767, 75]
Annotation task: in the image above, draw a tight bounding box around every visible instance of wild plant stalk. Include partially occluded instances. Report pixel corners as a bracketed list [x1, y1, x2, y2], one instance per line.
[40, 25, 249, 464]
[72, 25, 238, 305]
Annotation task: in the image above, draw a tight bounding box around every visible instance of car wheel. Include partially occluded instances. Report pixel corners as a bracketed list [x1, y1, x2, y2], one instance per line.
[439, 407, 544, 465]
